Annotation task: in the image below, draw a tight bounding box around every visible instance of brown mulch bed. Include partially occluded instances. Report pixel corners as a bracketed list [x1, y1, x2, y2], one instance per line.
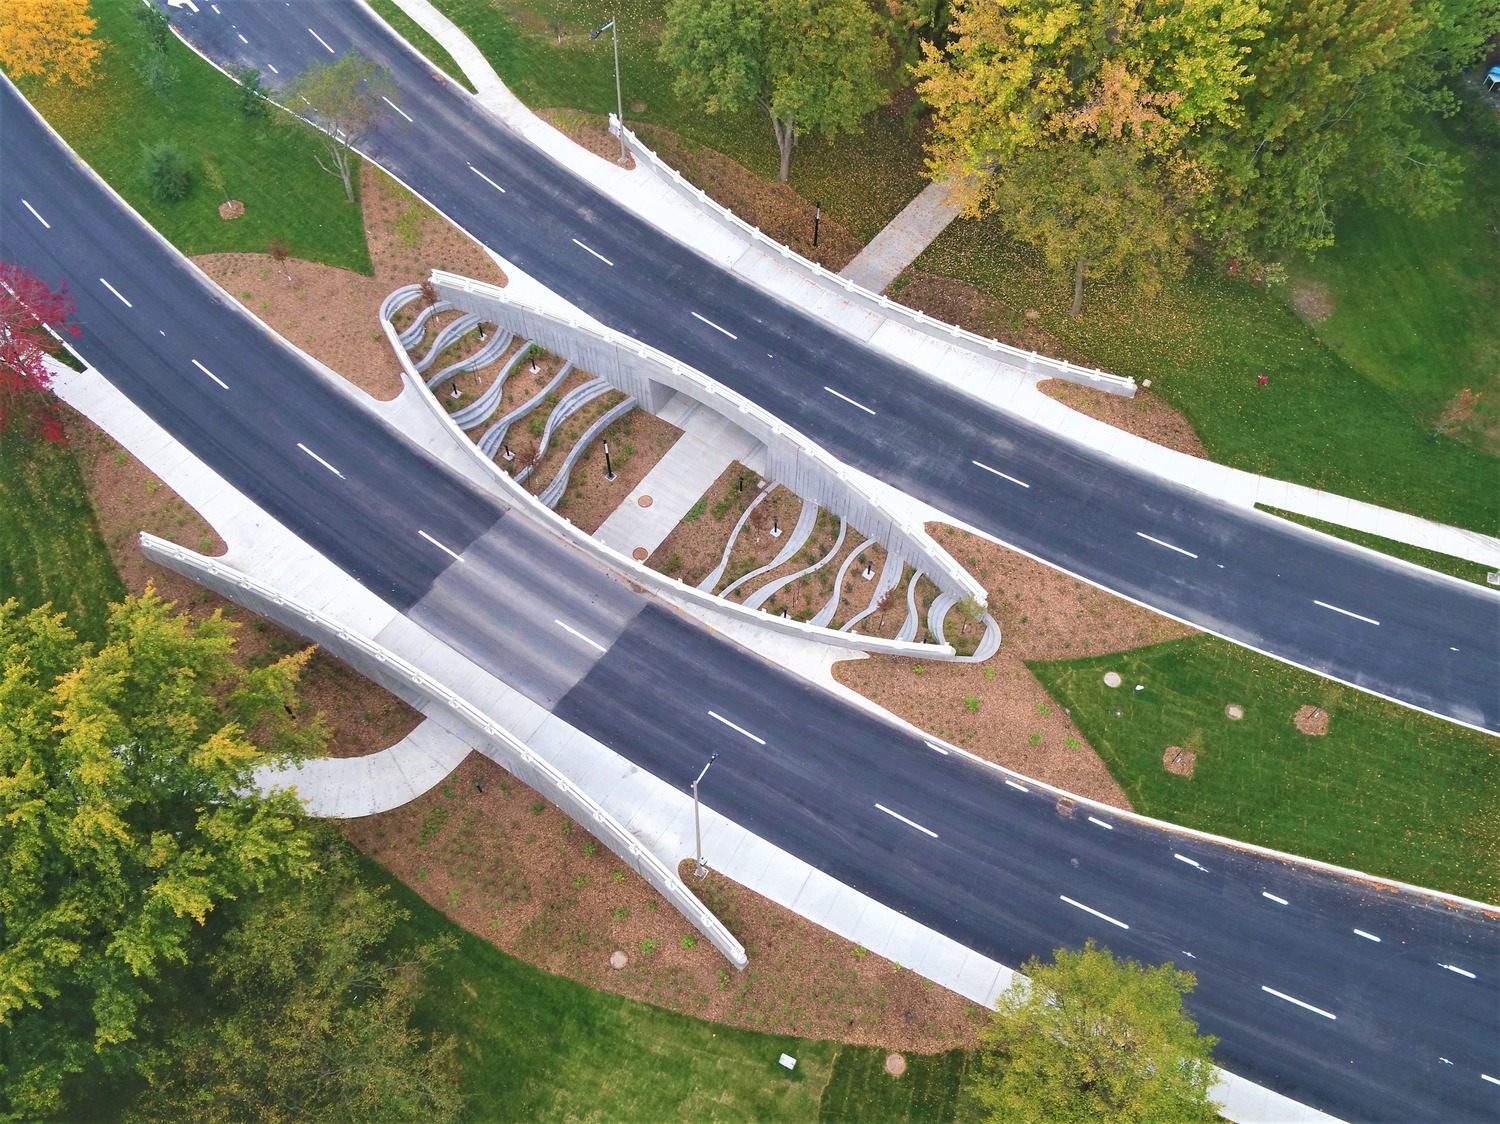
[891, 269, 1079, 357]
[524, 389, 629, 496]
[635, 124, 864, 273]
[193, 162, 507, 403]
[456, 346, 568, 438]
[831, 543, 887, 629]
[63, 410, 422, 759]
[1038, 380, 1207, 459]
[536, 107, 636, 170]
[833, 526, 1200, 807]
[342, 751, 983, 1052]
[1294, 704, 1330, 736]
[714, 485, 804, 594]
[1163, 747, 1197, 777]
[724, 506, 839, 607]
[552, 409, 685, 534]
[646, 462, 763, 586]
[491, 367, 594, 472]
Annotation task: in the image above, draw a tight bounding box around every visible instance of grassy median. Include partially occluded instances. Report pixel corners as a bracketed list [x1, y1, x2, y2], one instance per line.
[11, 1, 370, 272]
[1029, 636, 1500, 904]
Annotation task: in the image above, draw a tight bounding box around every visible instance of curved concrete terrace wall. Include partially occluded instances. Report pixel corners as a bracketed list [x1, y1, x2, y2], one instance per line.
[609, 117, 1136, 399]
[381, 302, 956, 660]
[139, 533, 749, 969]
[427, 270, 989, 616]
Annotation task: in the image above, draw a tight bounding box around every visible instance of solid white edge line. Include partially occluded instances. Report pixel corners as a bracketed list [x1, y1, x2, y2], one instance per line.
[1440, 963, 1477, 979]
[1261, 985, 1337, 1020]
[1353, 929, 1381, 943]
[381, 95, 414, 123]
[691, 310, 738, 339]
[1174, 853, 1203, 869]
[99, 277, 132, 307]
[708, 710, 765, 745]
[876, 803, 938, 838]
[1087, 815, 1114, 830]
[296, 442, 344, 479]
[1060, 895, 1129, 930]
[190, 359, 228, 389]
[1313, 599, 1380, 626]
[308, 27, 335, 53]
[823, 385, 876, 415]
[924, 740, 950, 755]
[1005, 779, 1028, 792]
[572, 238, 614, 266]
[1262, 891, 1289, 905]
[971, 460, 1030, 488]
[417, 530, 462, 562]
[21, 199, 50, 228]
[467, 163, 507, 194]
[1136, 531, 1199, 559]
[553, 619, 607, 653]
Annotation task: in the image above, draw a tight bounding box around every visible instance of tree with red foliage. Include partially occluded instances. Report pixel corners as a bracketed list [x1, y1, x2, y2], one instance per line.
[0, 261, 77, 443]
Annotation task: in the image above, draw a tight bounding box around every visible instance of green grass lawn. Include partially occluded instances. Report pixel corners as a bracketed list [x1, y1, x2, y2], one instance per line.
[1028, 637, 1500, 904]
[1285, 97, 1500, 452]
[430, 0, 928, 241]
[11, 1, 370, 272]
[364, 0, 477, 92]
[1255, 505, 1496, 587]
[0, 424, 124, 648]
[368, 854, 975, 1122]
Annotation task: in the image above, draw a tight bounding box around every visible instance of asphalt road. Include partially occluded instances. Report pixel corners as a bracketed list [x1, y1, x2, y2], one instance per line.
[3, 44, 1498, 1124]
[165, 0, 1500, 736]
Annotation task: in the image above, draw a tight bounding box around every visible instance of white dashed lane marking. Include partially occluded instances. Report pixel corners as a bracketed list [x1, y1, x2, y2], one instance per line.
[875, 803, 938, 838]
[708, 711, 764, 745]
[1137, 531, 1198, 559]
[1261, 986, 1336, 1020]
[972, 460, 1030, 488]
[1060, 895, 1129, 929]
[21, 199, 50, 228]
[1314, 599, 1380, 626]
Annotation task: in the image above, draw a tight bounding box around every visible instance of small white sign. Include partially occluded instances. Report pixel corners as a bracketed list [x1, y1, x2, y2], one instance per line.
[778, 1054, 797, 1070]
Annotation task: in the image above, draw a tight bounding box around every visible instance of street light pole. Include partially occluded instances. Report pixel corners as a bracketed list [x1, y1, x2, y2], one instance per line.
[592, 16, 628, 164]
[691, 752, 719, 878]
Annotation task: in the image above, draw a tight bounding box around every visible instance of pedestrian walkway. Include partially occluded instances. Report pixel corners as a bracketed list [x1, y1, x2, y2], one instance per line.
[255, 718, 471, 817]
[593, 393, 763, 559]
[840, 179, 967, 292]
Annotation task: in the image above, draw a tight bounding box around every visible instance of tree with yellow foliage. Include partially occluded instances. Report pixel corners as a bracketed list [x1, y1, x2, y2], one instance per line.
[0, 0, 101, 86]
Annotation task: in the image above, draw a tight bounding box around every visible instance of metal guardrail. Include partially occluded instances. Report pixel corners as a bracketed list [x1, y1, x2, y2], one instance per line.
[609, 116, 1137, 398]
[140, 533, 750, 969]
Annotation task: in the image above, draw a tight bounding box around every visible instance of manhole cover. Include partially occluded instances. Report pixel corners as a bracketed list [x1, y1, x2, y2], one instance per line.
[638, 495, 653, 507]
[885, 1053, 907, 1077]
[610, 950, 628, 970]
[1104, 671, 1122, 688]
[632, 547, 648, 561]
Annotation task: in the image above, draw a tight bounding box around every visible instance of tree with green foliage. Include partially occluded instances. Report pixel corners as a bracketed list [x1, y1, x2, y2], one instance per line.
[0, 590, 323, 1118]
[131, 1, 178, 99]
[286, 49, 394, 202]
[140, 140, 191, 201]
[127, 837, 464, 1124]
[1195, 0, 1500, 260]
[915, 0, 1262, 312]
[661, 0, 892, 182]
[232, 64, 269, 119]
[973, 941, 1219, 1123]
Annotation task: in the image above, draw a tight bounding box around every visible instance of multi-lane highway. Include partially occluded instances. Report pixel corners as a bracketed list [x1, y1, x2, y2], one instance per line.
[2, 12, 1498, 1121]
[164, 0, 1500, 736]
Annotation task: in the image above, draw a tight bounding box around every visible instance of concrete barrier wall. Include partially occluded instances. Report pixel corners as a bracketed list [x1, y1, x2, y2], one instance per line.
[609, 117, 1136, 399]
[426, 272, 988, 630]
[386, 285, 974, 658]
[140, 533, 750, 968]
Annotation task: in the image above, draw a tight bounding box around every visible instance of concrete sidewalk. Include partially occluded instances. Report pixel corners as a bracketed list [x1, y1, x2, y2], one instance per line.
[385, 0, 1500, 572]
[840, 178, 967, 292]
[593, 393, 763, 559]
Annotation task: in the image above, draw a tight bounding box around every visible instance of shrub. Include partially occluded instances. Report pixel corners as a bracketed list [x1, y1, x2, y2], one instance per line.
[233, 66, 269, 118]
[140, 141, 191, 201]
[964, 696, 980, 714]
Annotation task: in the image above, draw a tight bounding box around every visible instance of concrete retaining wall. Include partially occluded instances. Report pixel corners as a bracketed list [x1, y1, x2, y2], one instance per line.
[139, 533, 749, 969]
[609, 117, 1136, 399]
[427, 271, 988, 636]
